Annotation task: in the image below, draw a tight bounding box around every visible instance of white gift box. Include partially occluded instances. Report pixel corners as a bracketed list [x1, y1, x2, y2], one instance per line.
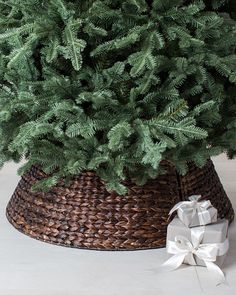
[169, 195, 218, 227]
[166, 218, 229, 268]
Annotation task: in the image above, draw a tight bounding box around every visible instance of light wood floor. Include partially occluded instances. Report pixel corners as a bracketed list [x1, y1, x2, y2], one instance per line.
[0, 154, 235, 294]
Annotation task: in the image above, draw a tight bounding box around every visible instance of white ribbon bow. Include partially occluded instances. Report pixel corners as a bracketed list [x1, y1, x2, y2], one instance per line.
[162, 226, 229, 285]
[169, 195, 213, 226]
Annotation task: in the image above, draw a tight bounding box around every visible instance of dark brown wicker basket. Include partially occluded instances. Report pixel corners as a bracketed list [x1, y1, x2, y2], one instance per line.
[6, 159, 234, 250]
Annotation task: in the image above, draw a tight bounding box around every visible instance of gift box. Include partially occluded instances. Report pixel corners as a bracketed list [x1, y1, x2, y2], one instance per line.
[169, 195, 218, 227]
[166, 218, 229, 267]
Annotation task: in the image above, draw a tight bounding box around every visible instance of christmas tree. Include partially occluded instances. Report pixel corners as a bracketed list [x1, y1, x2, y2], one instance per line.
[0, 0, 235, 195]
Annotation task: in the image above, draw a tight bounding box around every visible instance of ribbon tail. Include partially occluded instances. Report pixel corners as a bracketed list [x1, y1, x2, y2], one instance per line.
[168, 203, 182, 217]
[204, 261, 226, 286]
[168, 201, 191, 218]
[161, 253, 187, 272]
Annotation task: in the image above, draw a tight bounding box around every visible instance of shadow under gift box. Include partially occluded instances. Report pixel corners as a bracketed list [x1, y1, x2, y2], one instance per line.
[167, 218, 229, 267]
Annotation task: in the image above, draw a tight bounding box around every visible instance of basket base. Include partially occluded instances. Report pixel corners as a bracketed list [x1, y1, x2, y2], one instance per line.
[5, 211, 165, 251]
[6, 159, 234, 250]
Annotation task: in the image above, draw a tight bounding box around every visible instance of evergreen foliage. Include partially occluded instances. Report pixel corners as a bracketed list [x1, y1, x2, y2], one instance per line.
[0, 0, 235, 195]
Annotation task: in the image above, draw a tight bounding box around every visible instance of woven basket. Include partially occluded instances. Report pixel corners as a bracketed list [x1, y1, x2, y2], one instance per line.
[6, 159, 234, 250]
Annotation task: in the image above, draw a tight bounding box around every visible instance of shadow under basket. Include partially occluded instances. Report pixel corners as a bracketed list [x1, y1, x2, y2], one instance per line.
[6, 159, 234, 250]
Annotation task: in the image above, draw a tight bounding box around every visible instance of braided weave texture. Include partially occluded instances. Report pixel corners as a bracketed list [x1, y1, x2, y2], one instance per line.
[6, 159, 234, 250]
